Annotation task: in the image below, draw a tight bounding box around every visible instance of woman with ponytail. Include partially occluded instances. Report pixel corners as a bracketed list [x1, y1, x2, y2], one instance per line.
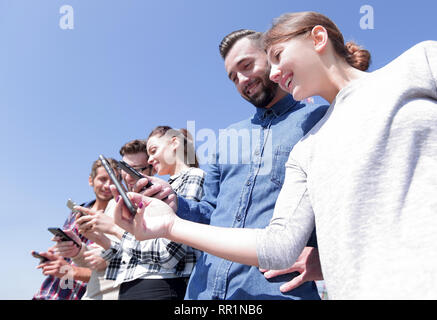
[112, 12, 437, 299]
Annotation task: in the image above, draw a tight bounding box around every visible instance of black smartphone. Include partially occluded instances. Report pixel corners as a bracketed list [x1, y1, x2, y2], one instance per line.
[47, 228, 81, 247]
[31, 251, 49, 263]
[99, 154, 137, 216]
[118, 160, 153, 187]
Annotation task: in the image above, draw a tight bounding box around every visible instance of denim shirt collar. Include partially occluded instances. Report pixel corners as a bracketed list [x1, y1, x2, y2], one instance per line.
[255, 94, 298, 121]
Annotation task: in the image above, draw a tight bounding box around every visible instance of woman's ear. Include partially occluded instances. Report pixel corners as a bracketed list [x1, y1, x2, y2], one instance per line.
[311, 25, 329, 53]
[171, 136, 180, 151]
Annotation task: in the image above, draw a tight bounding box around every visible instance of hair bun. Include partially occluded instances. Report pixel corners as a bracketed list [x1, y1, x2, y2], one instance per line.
[345, 41, 371, 71]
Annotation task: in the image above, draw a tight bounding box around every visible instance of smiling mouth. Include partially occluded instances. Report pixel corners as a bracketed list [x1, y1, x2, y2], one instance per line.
[153, 163, 159, 171]
[282, 73, 294, 90]
[245, 79, 261, 96]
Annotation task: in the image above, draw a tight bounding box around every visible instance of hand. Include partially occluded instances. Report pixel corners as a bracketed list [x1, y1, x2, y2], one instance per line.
[83, 247, 107, 271]
[36, 249, 73, 278]
[261, 247, 323, 293]
[75, 206, 117, 235]
[112, 192, 176, 241]
[51, 229, 82, 258]
[133, 176, 178, 212]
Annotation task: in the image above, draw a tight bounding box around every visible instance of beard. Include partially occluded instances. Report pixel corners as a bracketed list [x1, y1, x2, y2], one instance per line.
[243, 74, 279, 109]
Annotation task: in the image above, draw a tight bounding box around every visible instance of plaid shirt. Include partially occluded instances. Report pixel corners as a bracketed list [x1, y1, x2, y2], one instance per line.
[103, 167, 205, 286]
[32, 200, 94, 300]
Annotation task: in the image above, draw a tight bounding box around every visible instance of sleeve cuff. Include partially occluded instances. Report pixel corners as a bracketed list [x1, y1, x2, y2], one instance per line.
[176, 195, 189, 219]
[100, 240, 121, 261]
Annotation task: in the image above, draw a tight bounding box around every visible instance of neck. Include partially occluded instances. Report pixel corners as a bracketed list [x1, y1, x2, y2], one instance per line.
[92, 198, 109, 211]
[264, 90, 288, 109]
[169, 159, 190, 176]
[320, 58, 367, 104]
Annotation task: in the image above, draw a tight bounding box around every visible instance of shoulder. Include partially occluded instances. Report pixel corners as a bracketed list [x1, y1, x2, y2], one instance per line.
[81, 199, 96, 208]
[224, 118, 251, 130]
[386, 41, 437, 67]
[303, 103, 330, 118]
[410, 40, 437, 52]
[185, 167, 206, 179]
[286, 102, 330, 134]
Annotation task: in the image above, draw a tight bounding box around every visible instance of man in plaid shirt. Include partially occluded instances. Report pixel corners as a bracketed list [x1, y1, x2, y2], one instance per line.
[32, 158, 117, 300]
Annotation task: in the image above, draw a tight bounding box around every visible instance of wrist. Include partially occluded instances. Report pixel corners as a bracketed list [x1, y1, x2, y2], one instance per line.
[71, 243, 85, 259]
[72, 266, 91, 283]
[168, 216, 183, 242]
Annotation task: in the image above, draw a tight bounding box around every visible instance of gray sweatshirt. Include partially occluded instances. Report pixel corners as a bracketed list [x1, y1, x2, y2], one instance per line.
[256, 41, 437, 299]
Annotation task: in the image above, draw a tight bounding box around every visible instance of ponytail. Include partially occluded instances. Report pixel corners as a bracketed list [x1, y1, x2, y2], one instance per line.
[345, 41, 371, 71]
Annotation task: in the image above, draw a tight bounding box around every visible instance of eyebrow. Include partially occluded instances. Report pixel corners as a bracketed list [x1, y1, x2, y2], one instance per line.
[147, 144, 156, 152]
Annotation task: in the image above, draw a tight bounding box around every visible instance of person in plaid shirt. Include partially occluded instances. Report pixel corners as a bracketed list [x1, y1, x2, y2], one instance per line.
[32, 157, 118, 300]
[75, 130, 205, 300]
[108, 126, 205, 300]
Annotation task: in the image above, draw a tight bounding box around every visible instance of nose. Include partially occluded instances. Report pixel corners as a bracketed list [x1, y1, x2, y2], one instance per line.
[103, 179, 111, 189]
[236, 72, 250, 89]
[269, 64, 281, 84]
[148, 156, 154, 164]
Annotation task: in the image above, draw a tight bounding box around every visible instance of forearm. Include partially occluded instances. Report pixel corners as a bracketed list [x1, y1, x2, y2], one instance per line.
[108, 225, 125, 241]
[169, 217, 259, 267]
[92, 234, 112, 250]
[176, 196, 214, 224]
[72, 266, 92, 282]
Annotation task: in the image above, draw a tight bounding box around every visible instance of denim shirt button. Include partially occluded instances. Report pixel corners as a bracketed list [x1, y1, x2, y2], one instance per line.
[246, 181, 251, 186]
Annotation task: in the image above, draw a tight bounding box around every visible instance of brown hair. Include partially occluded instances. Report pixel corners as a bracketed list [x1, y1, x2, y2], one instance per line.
[90, 157, 119, 180]
[263, 11, 371, 71]
[219, 29, 263, 59]
[147, 126, 199, 168]
[119, 139, 148, 157]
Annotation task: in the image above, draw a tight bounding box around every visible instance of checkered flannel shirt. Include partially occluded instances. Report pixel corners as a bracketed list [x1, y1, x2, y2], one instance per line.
[103, 167, 205, 286]
[33, 200, 94, 300]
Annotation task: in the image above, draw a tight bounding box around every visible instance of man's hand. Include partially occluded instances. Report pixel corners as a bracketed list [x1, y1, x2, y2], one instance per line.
[36, 248, 73, 278]
[51, 229, 82, 258]
[133, 176, 178, 212]
[75, 206, 118, 236]
[83, 246, 108, 271]
[261, 247, 323, 293]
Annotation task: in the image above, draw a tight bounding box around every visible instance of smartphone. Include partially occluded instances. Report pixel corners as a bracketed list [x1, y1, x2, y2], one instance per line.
[67, 198, 88, 216]
[118, 160, 153, 187]
[99, 154, 137, 216]
[31, 251, 49, 263]
[48, 228, 81, 247]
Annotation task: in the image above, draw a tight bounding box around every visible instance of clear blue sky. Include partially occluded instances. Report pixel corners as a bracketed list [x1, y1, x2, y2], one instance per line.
[0, 0, 435, 299]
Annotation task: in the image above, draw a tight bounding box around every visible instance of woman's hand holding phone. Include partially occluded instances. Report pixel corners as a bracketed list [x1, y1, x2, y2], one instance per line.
[111, 189, 176, 242]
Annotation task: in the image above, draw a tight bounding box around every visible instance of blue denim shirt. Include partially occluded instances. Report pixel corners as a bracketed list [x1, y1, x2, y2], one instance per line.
[177, 95, 328, 300]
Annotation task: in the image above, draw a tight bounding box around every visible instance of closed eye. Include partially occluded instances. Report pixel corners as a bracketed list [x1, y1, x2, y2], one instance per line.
[273, 50, 282, 63]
